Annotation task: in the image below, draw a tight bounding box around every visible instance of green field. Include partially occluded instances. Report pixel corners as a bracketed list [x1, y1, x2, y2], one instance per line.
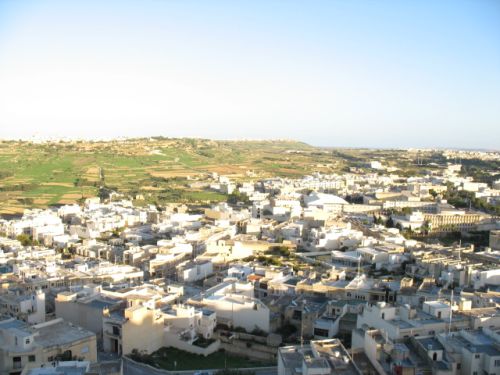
[131, 347, 274, 371]
[0, 138, 332, 214]
[0, 138, 496, 215]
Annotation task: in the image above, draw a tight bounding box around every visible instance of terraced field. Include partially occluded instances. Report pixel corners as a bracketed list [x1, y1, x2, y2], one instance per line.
[2, 138, 488, 215]
[0, 138, 340, 214]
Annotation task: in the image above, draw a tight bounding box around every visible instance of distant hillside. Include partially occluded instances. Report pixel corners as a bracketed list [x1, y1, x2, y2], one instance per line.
[1, 138, 496, 215]
[0, 138, 335, 214]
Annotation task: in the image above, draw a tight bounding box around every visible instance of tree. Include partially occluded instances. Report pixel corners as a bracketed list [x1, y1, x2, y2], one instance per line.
[421, 220, 430, 234]
[16, 234, 33, 246]
[227, 191, 250, 205]
[402, 207, 412, 215]
[386, 216, 394, 228]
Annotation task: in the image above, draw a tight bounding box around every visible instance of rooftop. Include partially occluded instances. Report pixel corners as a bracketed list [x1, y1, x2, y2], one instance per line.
[24, 361, 90, 375]
[32, 319, 95, 349]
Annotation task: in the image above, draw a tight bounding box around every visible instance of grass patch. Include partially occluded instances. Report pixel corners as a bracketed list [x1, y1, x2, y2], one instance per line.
[133, 347, 273, 371]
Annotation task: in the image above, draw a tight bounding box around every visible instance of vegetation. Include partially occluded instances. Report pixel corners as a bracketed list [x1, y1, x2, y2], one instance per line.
[0, 139, 497, 215]
[193, 336, 217, 348]
[460, 159, 500, 185]
[0, 138, 320, 214]
[443, 184, 500, 215]
[416, 231, 490, 248]
[227, 191, 250, 205]
[16, 234, 39, 246]
[276, 324, 297, 341]
[129, 347, 273, 371]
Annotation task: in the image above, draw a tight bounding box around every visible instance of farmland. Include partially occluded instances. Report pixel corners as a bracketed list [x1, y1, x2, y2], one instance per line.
[1, 138, 495, 216]
[0, 138, 339, 214]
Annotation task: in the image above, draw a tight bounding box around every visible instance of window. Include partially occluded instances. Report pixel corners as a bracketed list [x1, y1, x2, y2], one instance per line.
[456, 363, 461, 370]
[25, 338, 30, 345]
[13, 357, 21, 369]
[495, 360, 500, 367]
[314, 328, 329, 337]
[28, 355, 35, 362]
[475, 354, 480, 359]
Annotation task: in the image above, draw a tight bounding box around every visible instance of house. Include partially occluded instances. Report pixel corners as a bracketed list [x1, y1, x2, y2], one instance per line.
[162, 305, 219, 356]
[55, 290, 123, 340]
[177, 260, 214, 283]
[0, 290, 45, 324]
[102, 304, 164, 356]
[278, 339, 362, 375]
[193, 281, 270, 333]
[304, 192, 348, 213]
[0, 318, 97, 374]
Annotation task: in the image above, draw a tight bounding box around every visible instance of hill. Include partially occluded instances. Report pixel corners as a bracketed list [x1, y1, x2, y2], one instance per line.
[0, 138, 338, 214]
[2, 138, 496, 215]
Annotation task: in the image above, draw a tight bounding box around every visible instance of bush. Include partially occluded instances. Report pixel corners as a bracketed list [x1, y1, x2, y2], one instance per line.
[251, 327, 266, 337]
[129, 349, 155, 366]
[227, 191, 250, 205]
[277, 324, 297, 338]
[193, 336, 216, 348]
[17, 234, 35, 246]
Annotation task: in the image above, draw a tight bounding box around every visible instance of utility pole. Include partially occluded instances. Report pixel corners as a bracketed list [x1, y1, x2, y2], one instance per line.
[448, 289, 454, 334]
[357, 255, 361, 278]
[300, 300, 306, 348]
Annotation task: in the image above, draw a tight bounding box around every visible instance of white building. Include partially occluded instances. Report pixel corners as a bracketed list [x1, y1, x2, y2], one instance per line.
[0, 290, 45, 324]
[278, 339, 361, 375]
[177, 260, 214, 283]
[197, 281, 270, 333]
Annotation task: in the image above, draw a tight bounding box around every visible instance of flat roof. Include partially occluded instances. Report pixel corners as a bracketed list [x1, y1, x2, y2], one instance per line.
[33, 320, 95, 348]
[0, 319, 26, 331]
[416, 337, 444, 351]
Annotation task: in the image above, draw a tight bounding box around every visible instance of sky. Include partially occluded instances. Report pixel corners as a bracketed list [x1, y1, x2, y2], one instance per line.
[0, 0, 499, 149]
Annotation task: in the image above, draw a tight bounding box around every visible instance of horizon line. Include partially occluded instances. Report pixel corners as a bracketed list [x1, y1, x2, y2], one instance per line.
[0, 136, 498, 153]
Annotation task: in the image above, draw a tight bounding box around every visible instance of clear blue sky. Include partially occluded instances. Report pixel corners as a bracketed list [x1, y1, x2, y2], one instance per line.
[0, 0, 499, 149]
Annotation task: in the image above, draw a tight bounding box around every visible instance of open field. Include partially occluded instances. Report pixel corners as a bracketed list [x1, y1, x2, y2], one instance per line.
[0, 138, 323, 213]
[0, 138, 497, 214]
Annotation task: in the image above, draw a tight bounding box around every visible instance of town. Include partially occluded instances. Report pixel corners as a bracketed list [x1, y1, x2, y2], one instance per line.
[0, 153, 499, 375]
